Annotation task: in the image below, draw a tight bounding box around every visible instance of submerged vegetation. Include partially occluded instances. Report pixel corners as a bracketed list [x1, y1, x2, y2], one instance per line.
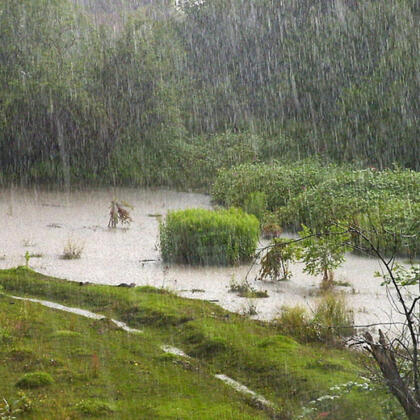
[61, 238, 84, 260]
[0, 268, 406, 419]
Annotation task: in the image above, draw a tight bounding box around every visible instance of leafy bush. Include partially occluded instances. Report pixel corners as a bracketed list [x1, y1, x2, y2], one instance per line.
[243, 191, 267, 221]
[214, 164, 419, 257]
[181, 131, 261, 190]
[211, 159, 335, 210]
[283, 168, 419, 229]
[283, 168, 420, 256]
[15, 372, 54, 389]
[299, 225, 351, 290]
[159, 208, 259, 265]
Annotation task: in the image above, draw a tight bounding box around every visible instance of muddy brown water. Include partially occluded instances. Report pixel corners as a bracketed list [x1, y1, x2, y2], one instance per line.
[0, 187, 415, 335]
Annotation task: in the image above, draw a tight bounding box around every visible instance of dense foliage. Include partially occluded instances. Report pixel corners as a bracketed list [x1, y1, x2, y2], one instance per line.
[0, 0, 418, 187]
[211, 160, 336, 210]
[213, 164, 420, 257]
[159, 208, 259, 265]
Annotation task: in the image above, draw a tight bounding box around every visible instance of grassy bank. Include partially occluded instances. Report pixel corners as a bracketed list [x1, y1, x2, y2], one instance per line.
[0, 268, 403, 419]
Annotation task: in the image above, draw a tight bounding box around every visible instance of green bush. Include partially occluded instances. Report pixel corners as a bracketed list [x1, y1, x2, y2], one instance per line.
[159, 208, 259, 265]
[211, 159, 335, 210]
[282, 168, 420, 256]
[213, 163, 419, 257]
[16, 372, 54, 389]
[243, 191, 267, 221]
[181, 131, 261, 190]
[283, 168, 419, 228]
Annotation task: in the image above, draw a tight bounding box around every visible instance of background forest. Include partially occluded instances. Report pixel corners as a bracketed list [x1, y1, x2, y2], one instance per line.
[0, 0, 419, 187]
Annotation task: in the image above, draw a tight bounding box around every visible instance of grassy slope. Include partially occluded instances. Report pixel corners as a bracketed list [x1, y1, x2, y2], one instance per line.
[0, 268, 395, 419]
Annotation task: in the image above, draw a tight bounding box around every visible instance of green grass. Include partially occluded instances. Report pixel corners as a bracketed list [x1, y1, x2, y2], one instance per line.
[0, 267, 400, 419]
[160, 208, 260, 265]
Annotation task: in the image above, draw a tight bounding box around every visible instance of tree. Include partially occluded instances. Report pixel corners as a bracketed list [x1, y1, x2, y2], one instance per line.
[299, 225, 351, 290]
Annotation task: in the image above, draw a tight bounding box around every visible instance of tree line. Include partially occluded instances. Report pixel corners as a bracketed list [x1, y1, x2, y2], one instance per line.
[0, 0, 418, 186]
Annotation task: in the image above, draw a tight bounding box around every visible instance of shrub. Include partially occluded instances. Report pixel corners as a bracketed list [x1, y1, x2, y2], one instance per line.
[75, 399, 115, 416]
[283, 168, 420, 256]
[15, 372, 54, 389]
[282, 167, 420, 229]
[276, 293, 355, 344]
[313, 293, 355, 343]
[211, 159, 334, 210]
[275, 305, 317, 342]
[159, 208, 259, 265]
[243, 191, 267, 221]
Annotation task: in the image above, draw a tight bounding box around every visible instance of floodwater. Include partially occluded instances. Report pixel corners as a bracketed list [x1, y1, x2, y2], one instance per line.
[0, 187, 414, 334]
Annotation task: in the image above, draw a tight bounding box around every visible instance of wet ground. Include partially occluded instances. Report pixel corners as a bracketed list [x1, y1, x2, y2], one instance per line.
[0, 187, 414, 334]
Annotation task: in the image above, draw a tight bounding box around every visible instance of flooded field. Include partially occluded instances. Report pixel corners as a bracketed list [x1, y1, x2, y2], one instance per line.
[0, 187, 413, 332]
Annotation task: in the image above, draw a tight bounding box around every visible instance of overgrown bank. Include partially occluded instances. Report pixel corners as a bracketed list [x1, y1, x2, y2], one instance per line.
[0, 267, 404, 419]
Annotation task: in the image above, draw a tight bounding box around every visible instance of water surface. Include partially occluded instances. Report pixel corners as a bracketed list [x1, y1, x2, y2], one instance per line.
[0, 187, 413, 334]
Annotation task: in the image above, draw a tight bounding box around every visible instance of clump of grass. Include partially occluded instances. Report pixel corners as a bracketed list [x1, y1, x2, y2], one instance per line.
[159, 208, 259, 265]
[75, 399, 115, 416]
[29, 253, 43, 258]
[15, 372, 54, 389]
[8, 347, 35, 362]
[229, 278, 268, 298]
[276, 293, 355, 344]
[61, 238, 84, 260]
[313, 293, 355, 342]
[275, 305, 316, 342]
[333, 280, 352, 287]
